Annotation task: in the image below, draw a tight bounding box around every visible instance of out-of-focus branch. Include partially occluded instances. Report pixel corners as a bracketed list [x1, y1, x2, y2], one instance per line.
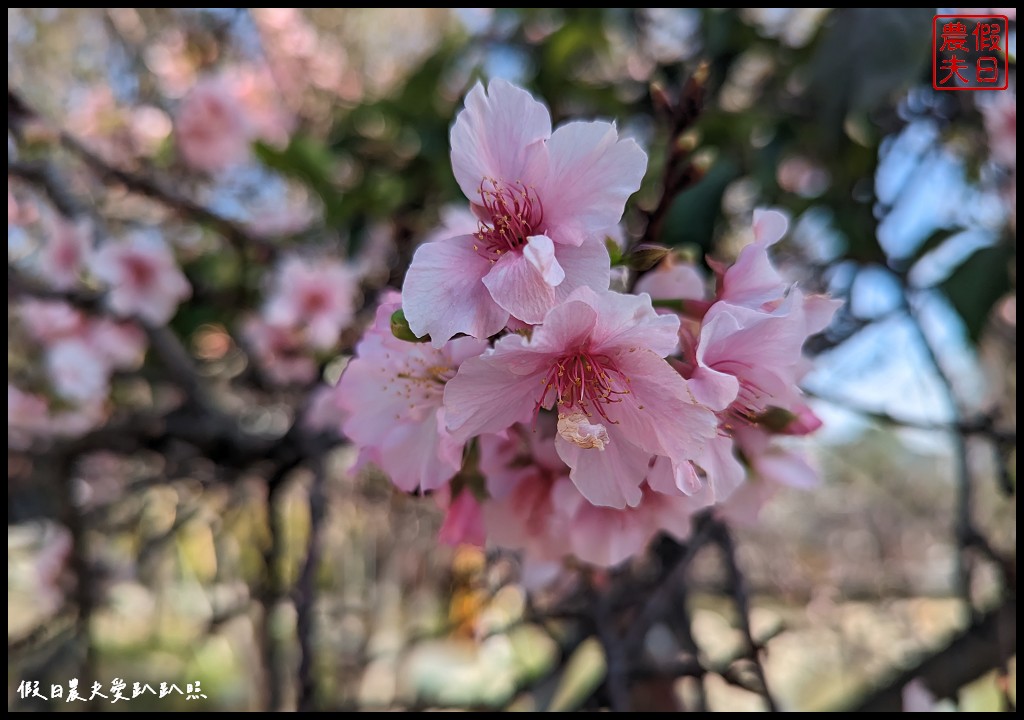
[8, 88, 263, 253]
[594, 586, 631, 712]
[640, 62, 709, 248]
[807, 390, 1015, 446]
[295, 455, 327, 712]
[903, 297, 976, 617]
[48, 452, 100, 710]
[842, 597, 1016, 712]
[713, 521, 778, 712]
[8, 159, 84, 218]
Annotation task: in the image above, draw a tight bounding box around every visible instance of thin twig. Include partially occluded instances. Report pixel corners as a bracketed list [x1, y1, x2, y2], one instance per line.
[640, 61, 709, 247]
[594, 585, 630, 712]
[9, 88, 264, 254]
[295, 455, 327, 712]
[842, 597, 1016, 712]
[713, 521, 778, 712]
[903, 295, 975, 618]
[806, 389, 1014, 445]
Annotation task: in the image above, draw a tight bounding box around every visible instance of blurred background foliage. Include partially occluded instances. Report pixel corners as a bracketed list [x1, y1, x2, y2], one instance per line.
[8, 7, 1016, 712]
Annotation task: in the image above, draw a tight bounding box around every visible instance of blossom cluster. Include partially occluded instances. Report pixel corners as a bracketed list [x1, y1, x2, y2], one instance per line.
[243, 256, 359, 385]
[335, 80, 839, 568]
[9, 216, 191, 446]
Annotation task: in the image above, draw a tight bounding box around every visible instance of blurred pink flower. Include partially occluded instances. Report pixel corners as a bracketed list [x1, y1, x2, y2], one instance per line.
[243, 316, 318, 386]
[36, 214, 92, 290]
[445, 287, 718, 508]
[18, 299, 87, 343]
[224, 65, 294, 148]
[302, 384, 345, 434]
[403, 79, 647, 345]
[265, 256, 359, 350]
[90, 234, 191, 325]
[336, 291, 488, 492]
[437, 489, 486, 547]
[175, 77, 253, 173]
[901, 678, 938, 713]
[717, 426, 819, 526]
[8, 385, 50, 450]
[84, 318, 147, 371]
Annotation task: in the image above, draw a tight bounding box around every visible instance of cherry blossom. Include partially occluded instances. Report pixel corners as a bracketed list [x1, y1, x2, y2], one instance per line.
[445, 287, 718, 508]
[264, 256, 359, 351]
[403, 79, 647, 345]
[90, 233, 191, 325]
[335, 291, 488, 492]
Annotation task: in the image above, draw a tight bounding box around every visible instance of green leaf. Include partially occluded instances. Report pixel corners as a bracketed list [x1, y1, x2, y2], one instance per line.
[605, 236, 623, 266]
[390, 308, 429, 343]
[939, 243, 1013, 343]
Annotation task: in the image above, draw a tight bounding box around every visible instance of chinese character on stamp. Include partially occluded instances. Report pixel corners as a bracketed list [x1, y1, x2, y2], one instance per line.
[933, 14, 1009, 90]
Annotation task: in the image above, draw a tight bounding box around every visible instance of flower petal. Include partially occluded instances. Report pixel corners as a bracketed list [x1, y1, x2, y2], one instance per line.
[523, 234, 565, 286]
[555, 427, 648, 509]
[482, 248, 557, 324]
[752, 208, 788, 246]
[450, 79, 551, 201]
[551, 236, 612, 302]
[607, 348, 719, 468]
[537, 121, 647, 245]
[403, 234, 509, 347]
[634, 262, 708, 301]
[443, 346, 543, 441]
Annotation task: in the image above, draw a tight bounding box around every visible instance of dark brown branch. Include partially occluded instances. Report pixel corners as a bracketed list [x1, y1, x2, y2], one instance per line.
[9, 88, 263, 253]
[8, 159, 84, 218]
[594, 586, 631, 712]
[903, 297, 975, 615]
[842, 597, 1016, 712]
[807, 389, 1015, 446]
[640, 61, 710, 248]
[295, 456, 328, 712]
[713, 521, 778, 712]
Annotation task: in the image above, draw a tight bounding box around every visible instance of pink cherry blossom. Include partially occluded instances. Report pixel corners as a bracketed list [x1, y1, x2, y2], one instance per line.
[715, 208, 790, 309]
[264, 256, 359, 350]
[242, 316, 318, 386]
[403, 79, 647, 345]
[223, 65, 294, 148]
[445, 287, 718, 508]
[90, 233, 191, 325]
[437, 489, 486, 547]
[689, 289, 841, 418]
[634, 257, 709, 305]
[18, 299, 87, 343]
[84, 318, 147, 372]
[175, 76, 253, 173]
[335, 291, 488, 492]
[716, 426, 819, 526]
[36, 214, 92, 290]
[9, 385, 50, 450]
[480, 423, 707, 567]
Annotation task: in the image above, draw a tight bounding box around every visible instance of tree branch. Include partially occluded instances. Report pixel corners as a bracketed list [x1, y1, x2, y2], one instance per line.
[842, 597, 1016, 712]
